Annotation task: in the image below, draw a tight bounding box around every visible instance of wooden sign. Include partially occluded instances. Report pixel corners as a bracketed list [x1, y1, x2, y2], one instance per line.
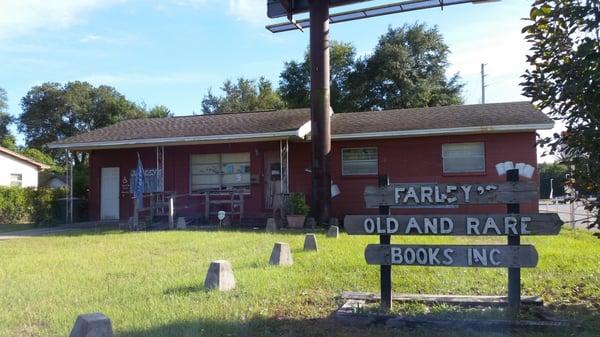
[364, 244, 538, 268]
[364, 182, 537, 208]
[344, 213, 563, 236]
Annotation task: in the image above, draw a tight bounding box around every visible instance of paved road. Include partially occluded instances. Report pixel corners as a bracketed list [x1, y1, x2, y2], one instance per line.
[539, 200, 597, 230]
[0, 222, 118, 240]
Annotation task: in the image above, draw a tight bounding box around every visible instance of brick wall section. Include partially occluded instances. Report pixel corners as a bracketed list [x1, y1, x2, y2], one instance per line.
[89, 132, 539, 221]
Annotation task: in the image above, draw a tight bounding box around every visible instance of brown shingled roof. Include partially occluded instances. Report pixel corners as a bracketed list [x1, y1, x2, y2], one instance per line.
[49, 108, 311, 149]
[49, 102, 552, 150]
[331, 101, 552, 136]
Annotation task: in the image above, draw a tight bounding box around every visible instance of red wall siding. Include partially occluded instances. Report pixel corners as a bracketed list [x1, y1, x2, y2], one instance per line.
[290, 132, 539, 219]
[90, 141, 280, 221]
[89, 132, 539, 221]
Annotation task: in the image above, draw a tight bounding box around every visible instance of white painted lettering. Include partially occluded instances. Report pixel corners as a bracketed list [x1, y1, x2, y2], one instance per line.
[394, 187, 406, 204]
[429, 248, 441, 265]
[521, 216, 532, 234]
[416, 248, 428, 264]
[376, 217, 386, 234]
[434, 186, 446, 203]
[483, 217, 501, 235]
[442, 249, 454, 265]
[472, 249, 488, 266]
[440, 217, 453, 234]
[460, 185, 472, 203]
[446, 185, 458, 203]
[490, 249, 501, 266]
[467, 247, 472, 265]
[405, 217, 422, 234]
[386, 217, 399, 234]
[364, 218, 375, 234]
[403, 187, 420, 204]
[391, 247, 402, 264]
[421, 186, 434, 203]
[504, 216, 518, 235]
[467, 217, 480, 235]
[404, 248, 416, 264]
[424, 218, 438, 234]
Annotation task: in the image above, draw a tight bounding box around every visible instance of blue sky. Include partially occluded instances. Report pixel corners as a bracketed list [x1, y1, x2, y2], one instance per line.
[0, 0, 558, 159]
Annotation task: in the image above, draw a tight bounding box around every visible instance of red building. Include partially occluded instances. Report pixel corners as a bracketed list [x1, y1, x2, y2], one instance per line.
[49, 102, 553, 224]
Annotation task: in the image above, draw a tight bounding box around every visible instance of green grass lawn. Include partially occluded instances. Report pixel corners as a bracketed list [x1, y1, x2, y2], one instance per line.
[0, 228, 599, 337]
[0, 223, 36, 233]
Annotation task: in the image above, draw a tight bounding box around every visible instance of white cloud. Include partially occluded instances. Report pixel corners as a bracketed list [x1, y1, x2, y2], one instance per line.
[81, 71, 219, 86]
[79, 32, 139, 45]
[227, 0, 267, 25]
[0, 0, 124, 41]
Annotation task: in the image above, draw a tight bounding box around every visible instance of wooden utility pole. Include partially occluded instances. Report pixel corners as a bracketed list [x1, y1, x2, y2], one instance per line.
[309, 0, 331, 224]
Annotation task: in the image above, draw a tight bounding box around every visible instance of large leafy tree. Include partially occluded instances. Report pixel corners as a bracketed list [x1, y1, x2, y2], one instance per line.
[279, 24, 464, 112]
[0, 87, 14, 144]
[522, 0, 599, 227]
[279, 41, 357, 113]
[349, 24, 463, 111]
[145, 104, 173, 118]
[201, 77, 285, 114]
[19, 81, 146, 164]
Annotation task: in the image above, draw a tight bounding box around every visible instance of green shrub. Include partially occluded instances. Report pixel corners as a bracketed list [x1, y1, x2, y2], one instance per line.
[286, 193, 310, 215]
[0, 186, 64, 226]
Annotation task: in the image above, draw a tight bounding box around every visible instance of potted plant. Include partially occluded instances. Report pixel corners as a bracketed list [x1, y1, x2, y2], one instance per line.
[285, 193, 310, 228]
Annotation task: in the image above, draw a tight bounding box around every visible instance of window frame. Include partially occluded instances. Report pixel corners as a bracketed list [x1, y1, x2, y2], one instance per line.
[10, 173, 23, 187]
[189, 152, 251, 195]
[341, 147, 379, 176]
[441, 142, 486, 174]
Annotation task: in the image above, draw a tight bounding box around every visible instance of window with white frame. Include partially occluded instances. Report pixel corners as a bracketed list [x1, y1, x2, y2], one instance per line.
[10, 173, 23, 187]
[442, 143, 485, 173]
[342, 148, 378, 176]
[190, 152, 250, 194]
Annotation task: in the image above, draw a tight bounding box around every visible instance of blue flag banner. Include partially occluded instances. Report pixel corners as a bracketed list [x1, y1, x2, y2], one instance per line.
[129, 169, 164, 194]
[133, 153, 145, 209]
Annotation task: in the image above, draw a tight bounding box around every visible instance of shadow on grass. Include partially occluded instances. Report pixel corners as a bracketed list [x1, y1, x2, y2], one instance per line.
[45, 226, 329, 238]
[115, 312, 591, 337]
[163, 284, 206, 296]
[117, 316, 427, 337]
[47, 227, 122, 237]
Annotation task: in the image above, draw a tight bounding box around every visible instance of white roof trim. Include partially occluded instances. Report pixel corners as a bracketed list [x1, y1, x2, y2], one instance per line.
[49, 131, 300, 150]
[49, 122, 553, 150]
[330, 123, 554, 140]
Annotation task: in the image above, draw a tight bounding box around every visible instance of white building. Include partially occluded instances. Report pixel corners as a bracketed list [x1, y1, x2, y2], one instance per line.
[0, 146, 50, 188]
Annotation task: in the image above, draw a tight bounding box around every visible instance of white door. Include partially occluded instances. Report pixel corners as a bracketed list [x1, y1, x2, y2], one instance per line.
[101, 167, 120, 220]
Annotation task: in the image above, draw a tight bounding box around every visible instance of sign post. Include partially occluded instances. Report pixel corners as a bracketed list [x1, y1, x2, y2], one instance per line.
[344, 178, 563, 313]
[378, 175, 392, 310]
[506, 168, 521, 312]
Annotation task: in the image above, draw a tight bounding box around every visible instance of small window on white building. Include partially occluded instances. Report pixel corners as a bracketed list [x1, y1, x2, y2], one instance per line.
[442, 143, 485, 173]
[10, 173, 23, 187]
[190, 152, 250, 194]
[342, 148, 378, 176]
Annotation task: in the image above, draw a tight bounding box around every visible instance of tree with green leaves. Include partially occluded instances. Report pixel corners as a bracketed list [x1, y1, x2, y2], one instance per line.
[201, 77, 285, 114]
[350, 24, 463, 111]
[145, 104, 173, 118]
[522, 0, 599, 227]
[279, 41, 357, 113]
[538, 162, 568, 199]
[0, 87, 15, 147]
[279, 24, 464, 113]
[19, 81, 146, 164]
